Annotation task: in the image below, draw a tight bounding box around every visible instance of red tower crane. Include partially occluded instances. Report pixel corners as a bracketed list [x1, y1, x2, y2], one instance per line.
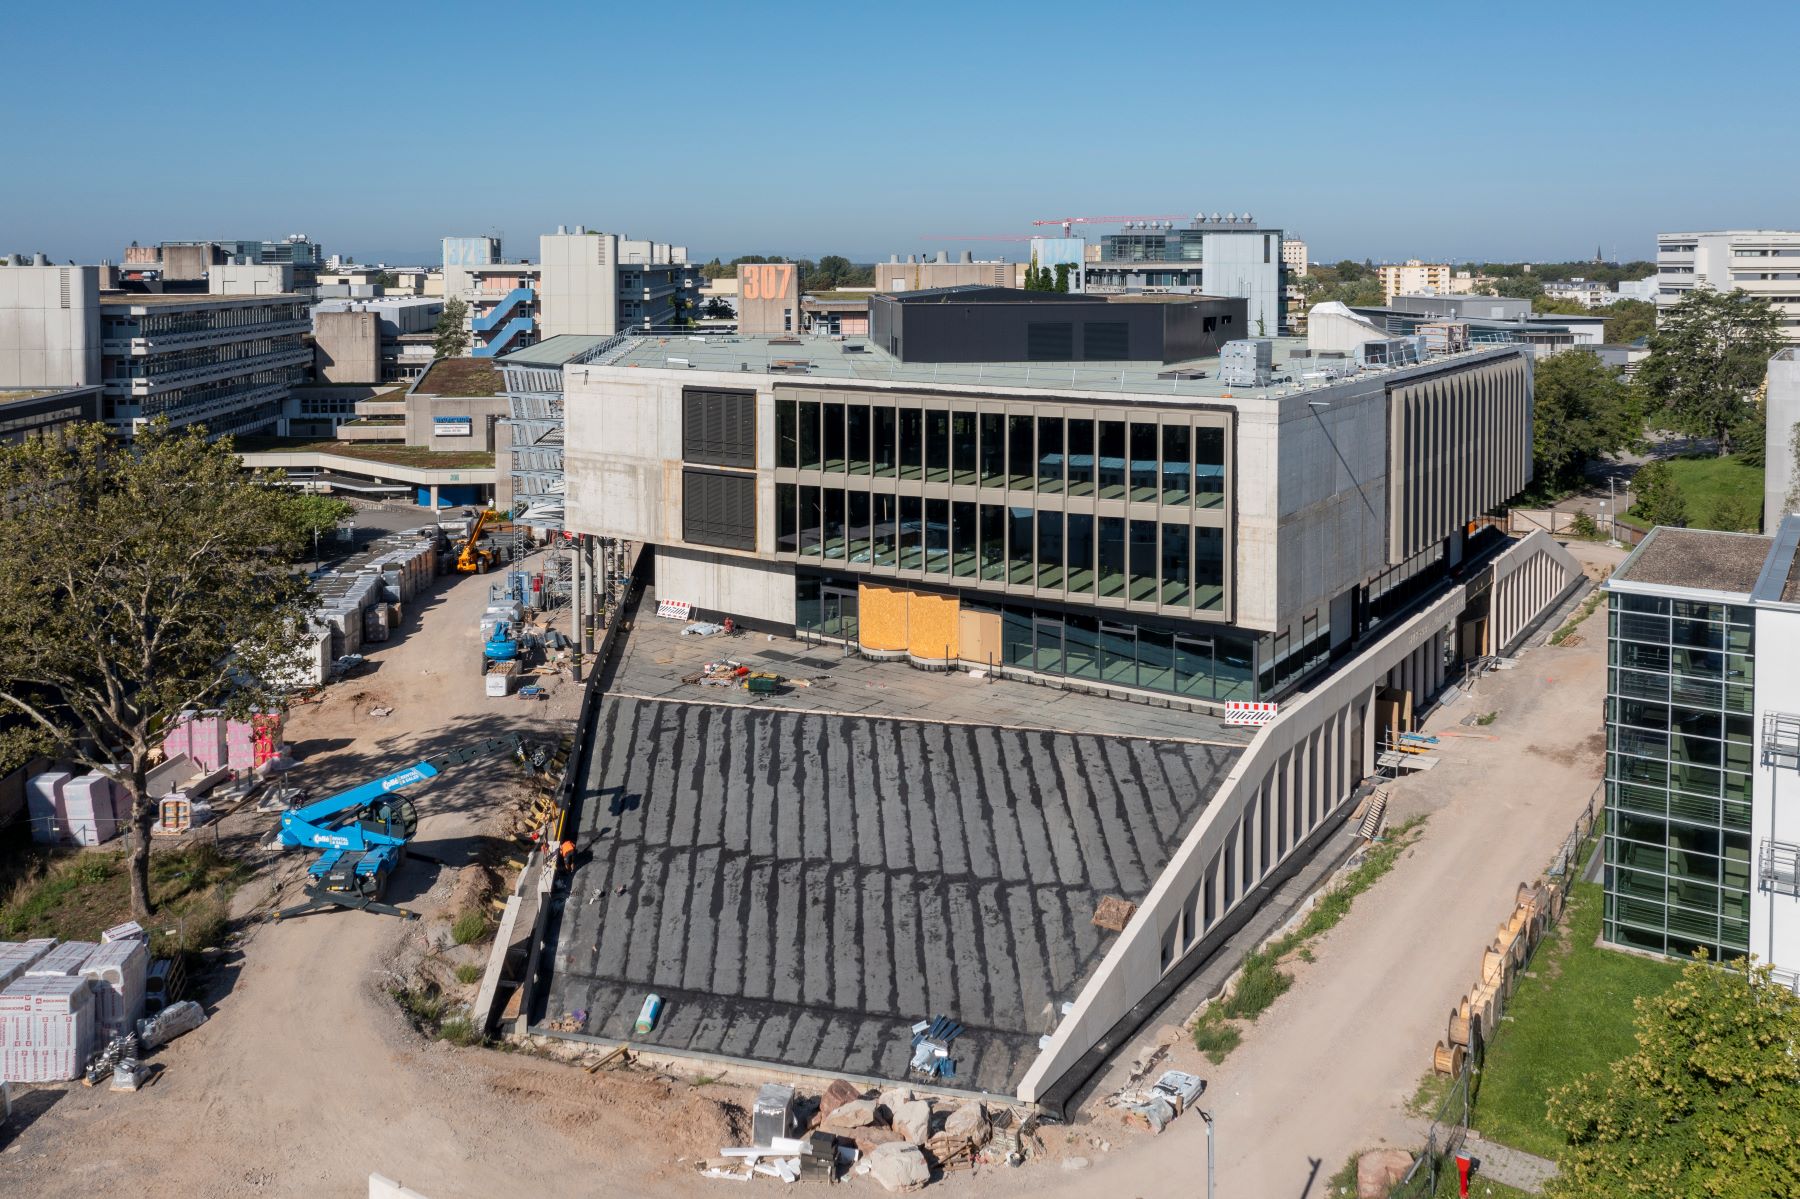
[1032, 214, 1192, 237]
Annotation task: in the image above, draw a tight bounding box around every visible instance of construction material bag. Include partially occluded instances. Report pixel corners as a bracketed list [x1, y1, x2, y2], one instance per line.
[137, 999, 206, 1049]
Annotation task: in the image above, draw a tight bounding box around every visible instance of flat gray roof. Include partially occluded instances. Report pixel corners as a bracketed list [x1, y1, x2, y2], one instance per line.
[498, 334, 621, 367]
[600, 332, 1518, 402]
[0, 385, 97, 405]
[1613, 526, 1774, 595]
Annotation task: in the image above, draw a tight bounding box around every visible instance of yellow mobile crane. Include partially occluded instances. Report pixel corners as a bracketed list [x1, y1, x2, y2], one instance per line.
[455, 509, 498, 573]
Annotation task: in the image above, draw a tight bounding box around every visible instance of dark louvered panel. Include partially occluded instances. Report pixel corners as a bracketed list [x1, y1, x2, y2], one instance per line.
[1026, 322, 1073, 361]
[1082, 321, 1128, 360]
[683, 387, 756, 468]
[683, 467, 756, 551]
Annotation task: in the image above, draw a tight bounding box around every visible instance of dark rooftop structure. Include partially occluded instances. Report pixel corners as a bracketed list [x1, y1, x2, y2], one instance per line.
[869, 286, 1248, 366]
[1612, 526, 1775, 595]
[538, 671, 1242, 1095]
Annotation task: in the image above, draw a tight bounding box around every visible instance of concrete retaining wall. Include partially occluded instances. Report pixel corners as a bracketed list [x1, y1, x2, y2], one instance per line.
[1016, 531, 1581, 1104]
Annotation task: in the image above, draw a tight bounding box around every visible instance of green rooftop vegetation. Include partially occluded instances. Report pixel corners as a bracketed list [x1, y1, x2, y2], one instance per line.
[231, 436, 494, 470]
[415, 356, 505, 397]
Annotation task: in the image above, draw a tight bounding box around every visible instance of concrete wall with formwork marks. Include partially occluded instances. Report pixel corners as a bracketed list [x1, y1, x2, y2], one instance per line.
[1017, 531, 1583, 1106]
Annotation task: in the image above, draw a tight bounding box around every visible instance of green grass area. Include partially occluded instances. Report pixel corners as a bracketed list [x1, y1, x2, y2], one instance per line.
[0, 840, 248, 960]
[232, 435, 495, 470]
[1628, 453, 1764, 532]
[1472, 880, 1682, 1159]
[1194, 816, 1426, 1062]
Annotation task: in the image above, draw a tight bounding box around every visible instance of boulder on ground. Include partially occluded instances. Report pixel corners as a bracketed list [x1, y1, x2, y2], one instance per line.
[818, 1079, 862, 1123]
[1357, 1149, 1414, 1199]
[866, 1142, 930, 1193]
[891, 1099, 931, 1143]
[942, 1102, 991, 1148]
[853, 1127, 907, 1155]
[825, 1098, 883, 1130]
[877, 1086, 914, 1113]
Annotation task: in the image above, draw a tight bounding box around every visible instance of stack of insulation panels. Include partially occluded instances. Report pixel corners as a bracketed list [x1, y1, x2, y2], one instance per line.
[81, 938, 148, 1037]
[0, 974, 96, 1083]
[26, 941, 98, 979]
[60, 773, 119, 846]
[163, 711, 227, 773]
[25, 771, 72, 844]
[0, 940, 56, 989]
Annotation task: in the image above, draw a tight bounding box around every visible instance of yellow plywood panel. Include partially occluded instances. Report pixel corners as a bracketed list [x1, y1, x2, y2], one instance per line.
[858, 582, 910, 652]
[959, 606, 1000, 666]
[907, 592, 960, 661]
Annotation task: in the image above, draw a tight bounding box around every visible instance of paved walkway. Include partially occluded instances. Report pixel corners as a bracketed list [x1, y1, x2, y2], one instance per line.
[1465, 1133, 1560, 1194]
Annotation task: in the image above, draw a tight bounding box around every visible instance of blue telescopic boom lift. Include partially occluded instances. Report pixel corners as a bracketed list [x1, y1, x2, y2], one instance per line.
[272, 734, 549, 920]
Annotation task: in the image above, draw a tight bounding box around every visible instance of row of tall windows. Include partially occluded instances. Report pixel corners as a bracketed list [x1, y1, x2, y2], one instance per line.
[777, 485, 1224, 611]
[776, 399, 1225, 507]
[1603, 591, 1755, 962]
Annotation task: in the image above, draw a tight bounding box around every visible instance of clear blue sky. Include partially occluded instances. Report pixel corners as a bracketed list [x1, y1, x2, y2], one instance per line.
[8, 1, 1797, 267]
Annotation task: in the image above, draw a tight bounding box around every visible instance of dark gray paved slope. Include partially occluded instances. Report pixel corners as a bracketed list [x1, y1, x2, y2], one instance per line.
[539, 695, 1240, 1095]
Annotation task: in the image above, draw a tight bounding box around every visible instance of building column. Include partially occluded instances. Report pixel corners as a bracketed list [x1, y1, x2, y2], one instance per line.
[429, 483, 439, 510]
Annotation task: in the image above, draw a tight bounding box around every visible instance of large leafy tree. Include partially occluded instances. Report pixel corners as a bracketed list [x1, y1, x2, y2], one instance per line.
[1545, 956, 1800, 1198]
[0, 423, 313, 916]
[1530, 349, 1642, 494]
[1637, 288, 1785, 454]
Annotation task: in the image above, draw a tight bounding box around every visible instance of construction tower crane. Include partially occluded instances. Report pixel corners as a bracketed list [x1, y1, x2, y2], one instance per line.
[1032, 214, 1192, 237]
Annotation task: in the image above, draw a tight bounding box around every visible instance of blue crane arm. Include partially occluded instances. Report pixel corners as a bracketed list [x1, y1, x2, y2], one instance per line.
[275, 734, 535, 850]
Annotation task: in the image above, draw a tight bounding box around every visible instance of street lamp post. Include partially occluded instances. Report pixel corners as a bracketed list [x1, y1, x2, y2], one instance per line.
[1199, 1109, 1215, 1199]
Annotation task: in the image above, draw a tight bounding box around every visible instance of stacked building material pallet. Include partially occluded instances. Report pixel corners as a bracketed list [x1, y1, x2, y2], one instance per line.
[0, 974, 96, 1083]
[81, 938, 148, 1038]
[25, 771, 72, 844]
[0, 940, 57, 989]
[27, 941, 98, 978]
[60, 773, 119, 846]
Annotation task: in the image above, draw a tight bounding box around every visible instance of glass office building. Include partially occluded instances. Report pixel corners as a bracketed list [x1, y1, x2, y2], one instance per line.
[1604, 590, 1756, 960]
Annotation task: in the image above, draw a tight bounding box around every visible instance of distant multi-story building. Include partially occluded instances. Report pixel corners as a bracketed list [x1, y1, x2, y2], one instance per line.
[129, 235, 325, 290]
[538, 226, 699, 338]
[1601, 518, 1800, 989]
[1543, 277, 1621, 309]
[1281, 237, 1308, 277]
[1377, 261, 1455, 303]
[312, 296, 443, 384]
[441, 227, 699, 357]
[1082, 214, 1286, 336]
[874, 253, 1013, 293]
[1657, 230, 1800, 341]
[0, 261, 306, 437]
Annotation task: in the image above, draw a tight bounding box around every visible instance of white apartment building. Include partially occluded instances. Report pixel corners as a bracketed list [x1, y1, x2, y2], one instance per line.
[1543, 277, 1620, 309]
[1378, 261, 1452, 303]
[1658, 230, 1800, 340]
[1281, 236, 1308, 277]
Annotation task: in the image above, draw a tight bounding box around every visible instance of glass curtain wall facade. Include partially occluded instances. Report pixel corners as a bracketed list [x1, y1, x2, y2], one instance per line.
[774, 391, 1230, 615]
[1604, 591, 1755, 961]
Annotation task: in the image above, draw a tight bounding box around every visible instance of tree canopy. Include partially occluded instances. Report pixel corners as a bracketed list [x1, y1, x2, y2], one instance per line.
[1545, 956, 1800, 1198]
[1634, 288, 1784, 454]
[0, 423, 314, 915]
[700, 255, 876, 291]
[433, 297, 470, 359]
[1530, 349, 1641, 495]
[1631, 461, 1690, 528]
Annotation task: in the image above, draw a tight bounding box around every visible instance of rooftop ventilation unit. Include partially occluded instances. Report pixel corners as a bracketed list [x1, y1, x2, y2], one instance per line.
[1219, 339, 1274, 387]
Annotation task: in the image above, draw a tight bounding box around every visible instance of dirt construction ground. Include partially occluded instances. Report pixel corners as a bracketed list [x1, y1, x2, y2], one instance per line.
[2, 540, 1620, 1198]
[1, 551, 763, 1199]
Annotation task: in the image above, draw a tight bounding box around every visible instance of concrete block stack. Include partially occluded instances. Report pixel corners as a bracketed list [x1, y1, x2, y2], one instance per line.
[302, 530, 442, 665]
[0, 974, 95, 1083]
[60, 774, 118, 846]
[25, 771, 72, 844]
[81, 938, 148, 1037]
